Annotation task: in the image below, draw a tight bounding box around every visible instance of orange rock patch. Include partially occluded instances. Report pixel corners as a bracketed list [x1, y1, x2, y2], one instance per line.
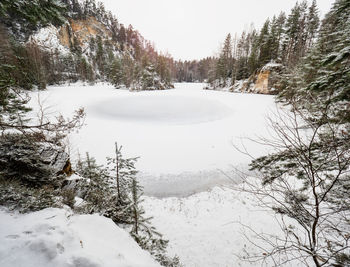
[58, 24, 71, 47]
[253, 70, 270, 94]
[58, 17, 112, 50]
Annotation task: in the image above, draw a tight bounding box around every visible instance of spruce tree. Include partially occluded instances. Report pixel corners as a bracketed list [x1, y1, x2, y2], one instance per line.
[305, 0, 320, 49]
[258, 19, 271, 65]
[247, 0, 350, 265]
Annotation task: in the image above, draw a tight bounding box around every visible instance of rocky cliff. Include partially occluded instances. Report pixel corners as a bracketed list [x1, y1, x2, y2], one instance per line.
[16, 0, 174, 90]
[234, 62, 284, 95]
[205, 62, 284, 95]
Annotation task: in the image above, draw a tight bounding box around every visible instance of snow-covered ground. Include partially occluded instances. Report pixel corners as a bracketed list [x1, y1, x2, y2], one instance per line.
[26, 83, 291, 266]
[143, 186, 291, 267]
[29, 82, 277, 196]
[0, 207, 160, 267]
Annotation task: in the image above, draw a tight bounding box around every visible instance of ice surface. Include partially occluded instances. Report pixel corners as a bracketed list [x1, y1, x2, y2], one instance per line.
[91, 95, 232, 125]
[24, 83, 299, 266]
[29, 82, 278, 196]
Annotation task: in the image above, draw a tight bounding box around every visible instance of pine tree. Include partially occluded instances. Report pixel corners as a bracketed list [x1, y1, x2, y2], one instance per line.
[109, 58, 124, 88]
[268, 16, 282, 61]
[247, 0, 350, 265]
[128, 177, 180, 266]
[280, 0, 350, 124]
[0, 0, 67, 37]
[0, 25, 31, 129]
[305, 0, 320, 49]
[106, 143, 139, 203]
[222, 33, 233, 79]
[258, 19, 271, 65]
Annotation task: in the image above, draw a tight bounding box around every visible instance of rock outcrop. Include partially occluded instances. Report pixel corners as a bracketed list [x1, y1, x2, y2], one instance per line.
[29, 16, 115, 55]
[235, 62, 284, 95]
[0, 135, 72, 186]
[58, 17, 114, 51]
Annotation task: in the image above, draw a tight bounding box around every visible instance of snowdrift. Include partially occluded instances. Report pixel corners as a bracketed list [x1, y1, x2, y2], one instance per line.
[0, 208, 160, 267]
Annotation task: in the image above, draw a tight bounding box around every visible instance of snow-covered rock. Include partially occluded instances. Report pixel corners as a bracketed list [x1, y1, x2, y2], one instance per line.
[28, 25, 71, 56]
[236, 62, 284, 94]
[207, 61, 284, 95]
[39, 142, 72, 176]
[0, 208, 160, 267]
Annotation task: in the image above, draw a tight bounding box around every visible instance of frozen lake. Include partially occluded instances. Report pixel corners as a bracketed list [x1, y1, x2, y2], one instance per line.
[30, 82, 277, 196]
[29, 83, 292, 267]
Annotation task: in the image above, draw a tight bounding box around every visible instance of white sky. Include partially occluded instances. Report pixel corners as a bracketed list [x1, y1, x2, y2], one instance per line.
[100, 0, 335, 61]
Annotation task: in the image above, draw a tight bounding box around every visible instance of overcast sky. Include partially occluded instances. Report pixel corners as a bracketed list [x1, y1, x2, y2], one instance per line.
[100, 0, 335, 61]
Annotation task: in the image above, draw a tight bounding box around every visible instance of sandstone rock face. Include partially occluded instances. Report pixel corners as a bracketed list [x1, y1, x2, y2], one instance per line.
[253, 70, 270, 94]
[29, 16, 115, 56]
[235, 62, 284, 95]
[58, 22, 73, 48]
[58, 17, 113, 50]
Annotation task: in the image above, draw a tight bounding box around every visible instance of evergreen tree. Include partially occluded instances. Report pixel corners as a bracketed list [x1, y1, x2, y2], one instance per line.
[258, 19, 271, 65]
[247, 0, 350, 265]
[0, 26, 31, 129]
[0, 0, 67, 37]
[75, 152, 111, 212]
[305, 0, 320, 49]
[109, 58, 124, 88]
[268, 16, 281, 61]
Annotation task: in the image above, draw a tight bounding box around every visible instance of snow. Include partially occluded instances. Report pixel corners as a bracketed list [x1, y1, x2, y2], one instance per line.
[143, 186, 299, 267]
[29, 82, 278, 196]
[261, 61, 283, 71]
[91, 95, 232, 125]
[65, 173, 83, 181]
[25, 82, 292, 266]
[28, 25, 70, 56]
[0, 207, 160, 267]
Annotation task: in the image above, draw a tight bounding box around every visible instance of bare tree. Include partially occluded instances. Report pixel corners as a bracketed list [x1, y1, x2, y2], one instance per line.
[234, 103, 350, 266]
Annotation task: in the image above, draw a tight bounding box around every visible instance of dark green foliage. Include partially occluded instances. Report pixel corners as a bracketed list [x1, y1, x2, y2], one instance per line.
[175, 57, 214, 83]
[258, 19, 271, 65]
[109, 58, 124, 87]
[61, 188, 75, 208]
[0, 0, 175, 90]
[0, 177, 57, 213]
[208, 1, 321, 89]
[0, 26, 32, 127]
[279, 0, 350, 124]
[0, 0, 67, 38]
[248, 0, 350, 265]
[73, 148, 180, 266]
[74, 153, 114, 213]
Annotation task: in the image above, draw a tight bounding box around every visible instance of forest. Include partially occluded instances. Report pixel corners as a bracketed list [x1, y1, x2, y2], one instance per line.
[0, 0, 349, 266]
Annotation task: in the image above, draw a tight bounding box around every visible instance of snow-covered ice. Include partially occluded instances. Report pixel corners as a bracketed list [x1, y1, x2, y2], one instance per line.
[0, 207, 160, 267]
[91, 94, 232, 124]
[25, 82, 291, 266]
[143, 187, 296, 267]
[29, 82, 277, 196]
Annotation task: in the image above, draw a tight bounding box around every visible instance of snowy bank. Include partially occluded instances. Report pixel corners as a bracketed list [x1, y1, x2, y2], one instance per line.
[143, 186, 300, 267]
[0, 208, 160, 267]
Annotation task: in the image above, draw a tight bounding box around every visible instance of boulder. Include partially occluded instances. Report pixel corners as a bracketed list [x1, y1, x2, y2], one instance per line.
[235, 62, 284, 95]
[0, 134, 71, 186]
